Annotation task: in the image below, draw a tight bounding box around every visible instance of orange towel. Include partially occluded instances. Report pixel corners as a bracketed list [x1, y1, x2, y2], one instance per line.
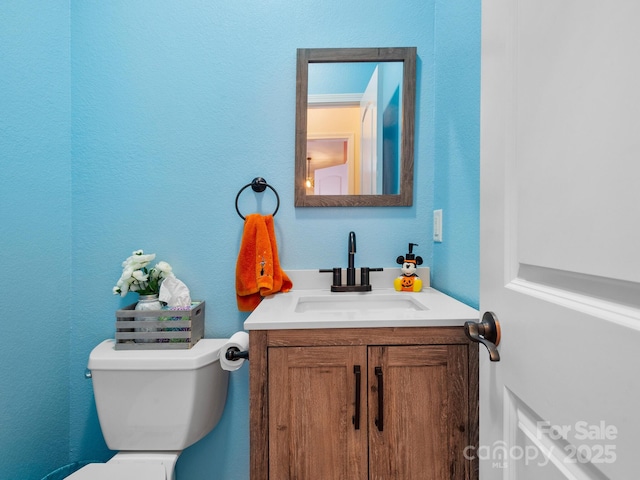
[236, 214, 292, 311]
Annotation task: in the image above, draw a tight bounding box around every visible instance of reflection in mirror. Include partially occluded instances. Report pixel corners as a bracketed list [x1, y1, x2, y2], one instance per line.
[295, 48, 416, 207]
[307, 62, 402, 196]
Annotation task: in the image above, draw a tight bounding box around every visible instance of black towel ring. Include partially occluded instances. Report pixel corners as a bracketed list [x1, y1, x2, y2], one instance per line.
[235, 177, 280, 220]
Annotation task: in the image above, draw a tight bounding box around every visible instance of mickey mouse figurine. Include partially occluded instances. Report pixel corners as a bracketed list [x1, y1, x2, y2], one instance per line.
[394, 243, 423, 292]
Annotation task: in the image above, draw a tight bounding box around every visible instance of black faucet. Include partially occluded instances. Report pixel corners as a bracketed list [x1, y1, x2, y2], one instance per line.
[347, 231, 357, 286]
[320, 231, 383, 292]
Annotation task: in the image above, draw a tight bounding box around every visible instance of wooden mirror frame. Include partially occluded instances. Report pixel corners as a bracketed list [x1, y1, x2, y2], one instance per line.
[294, 47, 417, 207]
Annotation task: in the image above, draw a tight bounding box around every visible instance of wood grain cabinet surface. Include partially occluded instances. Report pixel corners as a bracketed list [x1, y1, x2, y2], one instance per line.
[249, 327, 479, 480]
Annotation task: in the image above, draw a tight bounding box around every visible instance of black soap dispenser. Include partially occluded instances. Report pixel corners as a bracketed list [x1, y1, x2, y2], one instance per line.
[394, 243, 423, 292]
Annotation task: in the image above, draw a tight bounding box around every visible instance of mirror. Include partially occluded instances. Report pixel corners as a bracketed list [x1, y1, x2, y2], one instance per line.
[295, 47, 416, 207]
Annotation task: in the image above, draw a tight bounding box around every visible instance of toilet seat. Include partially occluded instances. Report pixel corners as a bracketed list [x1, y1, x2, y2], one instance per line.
[64, 462, 166, 479]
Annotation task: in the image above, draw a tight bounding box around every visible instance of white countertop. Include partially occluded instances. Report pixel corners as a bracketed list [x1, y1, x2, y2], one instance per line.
[243, 269, 479, 330]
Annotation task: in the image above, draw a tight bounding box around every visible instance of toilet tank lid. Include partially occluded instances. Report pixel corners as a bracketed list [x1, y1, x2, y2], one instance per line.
[88, 338, 228, 371]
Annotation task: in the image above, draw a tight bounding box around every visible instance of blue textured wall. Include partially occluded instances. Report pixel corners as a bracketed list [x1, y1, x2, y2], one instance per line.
[432, 0, 481, 309]
[0, 2, 72, 479]
[1, 1, 479, 478]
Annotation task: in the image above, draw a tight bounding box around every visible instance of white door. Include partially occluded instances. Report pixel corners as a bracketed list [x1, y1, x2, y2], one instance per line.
[360, 66, 379, 194]
[480, 1, 640, 479]
[314, 163, 348, 195]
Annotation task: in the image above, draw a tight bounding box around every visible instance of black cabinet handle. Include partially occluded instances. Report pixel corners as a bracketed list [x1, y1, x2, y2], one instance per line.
[374, 366, 384, 432]
[352, 365, 361, 430]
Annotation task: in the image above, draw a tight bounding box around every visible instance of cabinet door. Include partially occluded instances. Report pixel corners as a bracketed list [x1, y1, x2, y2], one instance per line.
[368, 345, 469, 480]
[268, 346, 368, 480]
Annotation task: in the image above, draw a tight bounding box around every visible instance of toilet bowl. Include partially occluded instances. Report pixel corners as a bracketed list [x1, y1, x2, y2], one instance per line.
[66, 338, 230, 480]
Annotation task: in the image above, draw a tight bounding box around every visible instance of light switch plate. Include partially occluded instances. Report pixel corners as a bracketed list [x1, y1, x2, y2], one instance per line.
[433, 209, 443, 242]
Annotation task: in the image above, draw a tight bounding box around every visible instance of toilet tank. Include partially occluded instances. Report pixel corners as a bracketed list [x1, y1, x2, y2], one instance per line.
[88, 339, 229, 451]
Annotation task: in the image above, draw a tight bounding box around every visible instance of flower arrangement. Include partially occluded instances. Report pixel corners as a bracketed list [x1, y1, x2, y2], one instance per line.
[113, 250, 174, 297]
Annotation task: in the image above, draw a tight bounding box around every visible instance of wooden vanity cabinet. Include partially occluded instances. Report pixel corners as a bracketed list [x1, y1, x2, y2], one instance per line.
[249, 327, 479, 480]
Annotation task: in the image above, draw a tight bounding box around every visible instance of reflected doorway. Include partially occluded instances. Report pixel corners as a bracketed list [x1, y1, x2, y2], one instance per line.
[306, 135, 355, 195]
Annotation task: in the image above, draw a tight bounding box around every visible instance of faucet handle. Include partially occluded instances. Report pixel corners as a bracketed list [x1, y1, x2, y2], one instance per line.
[361, 267, 370, 286]
[320, 267, 342, 287]
[360, 267, 384, 287]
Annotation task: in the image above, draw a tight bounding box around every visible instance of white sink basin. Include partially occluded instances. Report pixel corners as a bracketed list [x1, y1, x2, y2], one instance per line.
[242, 267, 478, 330]
[294, 294, 428, 313]
[244, 286, 479, 331]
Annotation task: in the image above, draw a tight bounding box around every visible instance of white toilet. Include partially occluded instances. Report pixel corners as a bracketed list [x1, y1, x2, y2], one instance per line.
[66, 338, 230, 480]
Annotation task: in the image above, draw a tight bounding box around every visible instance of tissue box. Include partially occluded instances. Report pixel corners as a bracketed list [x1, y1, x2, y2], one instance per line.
[114, 301, 205, 350]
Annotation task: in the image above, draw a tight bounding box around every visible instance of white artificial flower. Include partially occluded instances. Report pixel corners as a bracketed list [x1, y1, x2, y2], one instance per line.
[155, 261, 173, 278]
[117, 279, 130, 296]
[123, 251, 156, 270]
[113, 250, 176, 297]
[121, 266, 134, 280]
[132, 270, 149, 282]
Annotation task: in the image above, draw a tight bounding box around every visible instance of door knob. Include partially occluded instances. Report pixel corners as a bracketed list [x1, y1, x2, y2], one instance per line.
[464, 311, 501, 362]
